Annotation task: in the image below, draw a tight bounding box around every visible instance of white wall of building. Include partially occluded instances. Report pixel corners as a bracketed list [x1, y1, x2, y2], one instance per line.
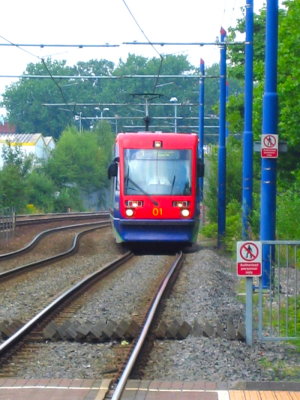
[0, 133, 55, 169]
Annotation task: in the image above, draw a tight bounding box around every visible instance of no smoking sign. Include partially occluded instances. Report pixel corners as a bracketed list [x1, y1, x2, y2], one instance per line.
[236, 241, 262, 277]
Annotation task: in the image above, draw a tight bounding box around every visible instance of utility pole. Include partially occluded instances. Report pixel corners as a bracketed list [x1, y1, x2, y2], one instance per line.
[260, 0, 278, 289]
[198, 59, 205, 202]
[218, 27, 227, 248]
[242, 0, 254, 239]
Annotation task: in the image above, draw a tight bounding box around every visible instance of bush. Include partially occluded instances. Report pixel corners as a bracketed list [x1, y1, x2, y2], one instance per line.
[277, 186, 300, 239]
[25, 204, 42, 214]
[204, 137, 242, 224]
[25, 171, 56, 212]
[223, 200, 242, 253]
[53, 187, 84, 212]
[200, 221, 217, 238]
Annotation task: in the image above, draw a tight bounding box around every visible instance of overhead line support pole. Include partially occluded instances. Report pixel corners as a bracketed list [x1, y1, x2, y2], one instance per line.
[260, 0, 278, 289]
[199, 59, 205, 203]
[243, 0, 254, 347]
[242, 0, 254, 240]
[218, 28, 227, 248]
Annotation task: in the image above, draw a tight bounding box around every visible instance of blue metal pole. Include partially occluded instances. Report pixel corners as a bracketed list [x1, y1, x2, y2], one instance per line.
[260, 0, 278, 288]
[243, 0, 254, 346]
[226, 81, 229, 138]
[218, 27, 227, 247]
[242, 0, 254, 240]
[199, 59, 205, 202]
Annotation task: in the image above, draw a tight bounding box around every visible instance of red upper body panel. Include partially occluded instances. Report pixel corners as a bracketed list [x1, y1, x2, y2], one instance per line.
[116, 132, 199, 220]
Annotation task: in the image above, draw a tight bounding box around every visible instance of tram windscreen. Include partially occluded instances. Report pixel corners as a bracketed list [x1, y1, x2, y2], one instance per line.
[124, 149, 192, 195]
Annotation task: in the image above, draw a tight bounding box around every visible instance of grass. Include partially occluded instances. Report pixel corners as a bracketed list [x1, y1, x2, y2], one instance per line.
[200, 231, 300, 379]
[259, 357, 300, 381]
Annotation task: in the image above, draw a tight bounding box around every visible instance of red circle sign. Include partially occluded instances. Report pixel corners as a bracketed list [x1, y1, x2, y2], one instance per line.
[240, 242, 259, 261]
[263, 135, 276, 148]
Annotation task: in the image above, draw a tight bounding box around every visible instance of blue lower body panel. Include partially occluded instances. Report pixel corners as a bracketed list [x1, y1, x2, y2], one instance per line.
[112, 217, 199, 243]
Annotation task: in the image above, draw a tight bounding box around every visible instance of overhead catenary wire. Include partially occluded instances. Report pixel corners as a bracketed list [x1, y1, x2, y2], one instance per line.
[41, 59, 71, 111]
[0, 0, 246, 124]
[0, 74, 220, 79]
[123, 41, 244, 46]
[0, 34, 40, 60]
[0, 33, 75, 114]
[121, 0, 164, 93]
[0, 43, 119, 48]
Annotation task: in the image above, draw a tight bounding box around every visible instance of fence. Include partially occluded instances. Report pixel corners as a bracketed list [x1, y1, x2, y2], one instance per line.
[0, 207, 15, 243]
[254, 241, 300, 342]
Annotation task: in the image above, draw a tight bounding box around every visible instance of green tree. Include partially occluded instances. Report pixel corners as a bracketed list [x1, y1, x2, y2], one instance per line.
[2, 59, 77, 138]
[0, 165, 27, 210]
[1, 143, 33, 175]
[226, 2, 300, 182]
[276, 0, 300, 178]
[0, 144, 33, 210]
[46, 126, 107, 193]
[25, 170, 57, 212]
[205, 1, 300, 248]
[227, 8, 267, 81]
[92, 120, 115, 166]
[204, 137, 243, 223]
[2, 54, 220, 137]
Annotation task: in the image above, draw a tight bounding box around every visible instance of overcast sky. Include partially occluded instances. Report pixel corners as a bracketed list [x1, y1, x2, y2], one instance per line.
[0, 0, 268, 116]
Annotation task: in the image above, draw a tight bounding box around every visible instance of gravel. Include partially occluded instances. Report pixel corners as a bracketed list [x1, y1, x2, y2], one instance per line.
[0, 228, 124, 323]
[0, 230, 299, 383]
[18, 343, 118, 379]
[141, 249, 300, 383]
[68, 254, 173, 325]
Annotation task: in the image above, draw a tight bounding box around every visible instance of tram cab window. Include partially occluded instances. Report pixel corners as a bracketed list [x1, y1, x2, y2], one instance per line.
[124, 149, 191, 195]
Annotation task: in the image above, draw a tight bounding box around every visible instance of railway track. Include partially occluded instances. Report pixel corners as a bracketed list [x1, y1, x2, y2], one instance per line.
[108, 252, 184, 400]
[0, 222, 110, 279]
[0, 219, 118, 338]
[0, 219, 298, 397]
[0, 220, 110, 262]
[15, 211, 109, 226]
[0, 251, 184, 398]
[0, 252, 133, 361]
[0, 211, 111, 256]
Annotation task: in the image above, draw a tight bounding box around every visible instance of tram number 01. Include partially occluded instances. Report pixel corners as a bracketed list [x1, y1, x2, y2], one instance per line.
[152, 207, 163, 216]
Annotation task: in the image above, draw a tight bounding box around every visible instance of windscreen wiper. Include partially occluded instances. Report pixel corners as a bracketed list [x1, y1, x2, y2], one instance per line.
[170, 175, 176, 195]
[125, 175, 159, 206]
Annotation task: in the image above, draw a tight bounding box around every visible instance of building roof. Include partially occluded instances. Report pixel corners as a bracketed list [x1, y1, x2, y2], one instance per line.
[0, 133, 43, 145]
[44, 136, 55, 146]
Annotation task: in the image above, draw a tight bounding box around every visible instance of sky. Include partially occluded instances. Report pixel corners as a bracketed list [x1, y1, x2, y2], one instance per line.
[0, 0, 268, 116]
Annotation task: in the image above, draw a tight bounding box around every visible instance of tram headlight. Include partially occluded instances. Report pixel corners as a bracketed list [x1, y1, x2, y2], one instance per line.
[172, 201, 190, 208]
[181, 209, 190, 217]
[153, 140, 163, 148]
[125, 200, 144, 207]
[125, 209, 134, 217]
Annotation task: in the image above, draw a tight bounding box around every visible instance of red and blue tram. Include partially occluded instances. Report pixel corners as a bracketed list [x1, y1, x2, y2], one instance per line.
[108, 132, 204, 244]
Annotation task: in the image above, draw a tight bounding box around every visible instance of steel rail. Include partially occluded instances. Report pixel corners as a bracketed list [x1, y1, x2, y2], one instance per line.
[17, 211, 107, 218]
[16, 211, 109, 226]
[0, 251, 133, 357]
[0, 220, 109, 260]
[0, 224, 109, 280]
[111, 251, 184, 400]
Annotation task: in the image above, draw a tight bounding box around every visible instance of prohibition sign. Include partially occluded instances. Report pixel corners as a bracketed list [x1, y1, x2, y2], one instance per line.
[263, 134, 276, 148]
[240, 242, 259, 261]
[237, 241, 262, 276]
